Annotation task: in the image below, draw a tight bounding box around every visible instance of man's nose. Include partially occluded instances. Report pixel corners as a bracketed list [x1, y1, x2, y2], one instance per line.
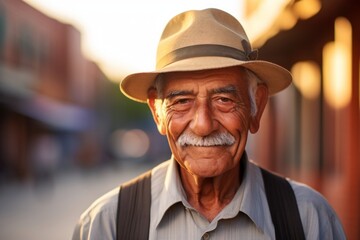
[189, 100, 217, 136]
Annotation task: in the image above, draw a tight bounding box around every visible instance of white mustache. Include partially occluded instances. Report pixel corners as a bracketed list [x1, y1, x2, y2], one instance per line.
[178, 131, 235, 147]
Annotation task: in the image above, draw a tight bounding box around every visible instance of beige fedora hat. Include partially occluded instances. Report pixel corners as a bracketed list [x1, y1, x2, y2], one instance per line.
[120, 8, 292, 103]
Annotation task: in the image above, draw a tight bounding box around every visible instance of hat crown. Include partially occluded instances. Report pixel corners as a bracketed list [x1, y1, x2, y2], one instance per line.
[120, 8, 292, 103]
[156, 8, 252, 69]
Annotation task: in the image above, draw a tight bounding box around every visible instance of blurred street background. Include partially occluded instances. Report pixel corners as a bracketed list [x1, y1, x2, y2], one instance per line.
[0, 161, 156, 240]
[0, 0, 359, 239]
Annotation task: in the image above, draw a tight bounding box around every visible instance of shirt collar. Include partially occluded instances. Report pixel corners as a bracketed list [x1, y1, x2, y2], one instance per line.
[238, 155, 268, 233]
[155, 153, 268, 233]
[154, 156, 187, 227]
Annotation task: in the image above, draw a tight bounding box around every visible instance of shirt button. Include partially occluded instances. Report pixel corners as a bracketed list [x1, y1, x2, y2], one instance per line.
[202, 232, 210, 240]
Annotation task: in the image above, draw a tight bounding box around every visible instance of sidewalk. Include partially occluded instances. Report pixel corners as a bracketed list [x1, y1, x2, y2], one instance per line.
[0, 162, 154, 240]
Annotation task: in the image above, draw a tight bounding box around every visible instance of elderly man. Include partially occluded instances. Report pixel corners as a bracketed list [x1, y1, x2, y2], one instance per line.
[72, 8, 345, 240]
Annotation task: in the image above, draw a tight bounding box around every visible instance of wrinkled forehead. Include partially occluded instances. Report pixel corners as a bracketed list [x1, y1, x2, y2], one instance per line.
[157, 67, 249, 92]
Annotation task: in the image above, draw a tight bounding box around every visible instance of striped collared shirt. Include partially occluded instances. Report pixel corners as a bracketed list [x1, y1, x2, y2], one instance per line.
[72, 157, 346, 240]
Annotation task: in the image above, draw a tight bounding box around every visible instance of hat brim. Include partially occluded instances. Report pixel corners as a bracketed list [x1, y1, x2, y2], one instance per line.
[120, 56, 292, 103]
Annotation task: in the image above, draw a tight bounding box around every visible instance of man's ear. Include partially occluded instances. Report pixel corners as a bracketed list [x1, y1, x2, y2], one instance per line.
[147, 88, 166, 135]
[249, 84, 269, 133]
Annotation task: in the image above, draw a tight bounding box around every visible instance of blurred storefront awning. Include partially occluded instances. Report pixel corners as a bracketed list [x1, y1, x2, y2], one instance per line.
[13, 94, 94, 132]
[0, 65, 94, 132]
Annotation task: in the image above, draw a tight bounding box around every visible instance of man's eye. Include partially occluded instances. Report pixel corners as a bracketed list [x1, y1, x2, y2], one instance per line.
[216, 97, 233, 104]
[213, 96, 236, 112]
[175, 98, 191, 105]
[168, 98, 193, 112]
[219, 97, 232, 103]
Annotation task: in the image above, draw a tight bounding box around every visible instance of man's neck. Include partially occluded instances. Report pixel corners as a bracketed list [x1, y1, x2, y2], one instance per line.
[179, 163, 242, 222]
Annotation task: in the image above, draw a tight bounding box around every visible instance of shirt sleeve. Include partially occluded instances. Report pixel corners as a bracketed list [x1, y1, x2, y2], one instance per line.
[290, 181, 347, 240]
[72, 188, 119, 240]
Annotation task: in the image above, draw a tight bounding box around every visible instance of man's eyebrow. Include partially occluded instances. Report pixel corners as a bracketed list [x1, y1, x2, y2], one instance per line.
[165, 85, 238, 99]
[165, 90, 193, 99]
[210, 85, 238, 94]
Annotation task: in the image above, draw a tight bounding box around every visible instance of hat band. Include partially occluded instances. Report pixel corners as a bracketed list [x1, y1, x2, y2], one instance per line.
[156, 44, 258, 69]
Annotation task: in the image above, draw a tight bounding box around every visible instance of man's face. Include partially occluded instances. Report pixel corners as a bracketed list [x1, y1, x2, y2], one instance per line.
[148, 67, 267, 178]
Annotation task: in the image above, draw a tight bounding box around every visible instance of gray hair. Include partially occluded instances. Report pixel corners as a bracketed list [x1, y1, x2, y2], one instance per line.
[244, 69, 261, 117]
[153, 68, 262, 116]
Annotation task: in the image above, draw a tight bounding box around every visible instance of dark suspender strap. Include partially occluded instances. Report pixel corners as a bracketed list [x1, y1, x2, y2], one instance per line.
[261, 168, 305, 240]
[116, 170, 152, 240]
[116, 166, 305, 240]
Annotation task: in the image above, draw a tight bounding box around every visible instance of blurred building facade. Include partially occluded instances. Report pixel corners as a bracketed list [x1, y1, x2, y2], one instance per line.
[245, 0, 359, 239]
[0, 0, 106, 181]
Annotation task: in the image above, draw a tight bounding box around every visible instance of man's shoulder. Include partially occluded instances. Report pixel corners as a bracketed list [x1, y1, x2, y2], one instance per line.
[248, 160, 334, 213]
[79, 187, 119, 220]
[72, 187, 120, 240]
[288, 179, 346, 238]
[82, 160, 172, 216]
[289, 180, 332, 211]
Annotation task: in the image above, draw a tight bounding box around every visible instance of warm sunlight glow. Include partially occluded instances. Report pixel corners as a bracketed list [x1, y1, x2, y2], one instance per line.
[245, 0, 322, 47]
[323, 17, 352, 109]
[278, 8, 297, 30]
[292, 61, 321, 99]
[293, 0, 321, 20]
[25, 0, 312, 83]
[244, 0, 290, 46]
[24, 0, 243, 82]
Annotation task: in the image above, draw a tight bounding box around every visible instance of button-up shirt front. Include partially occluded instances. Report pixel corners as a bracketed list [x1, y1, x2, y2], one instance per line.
[149, 156, 275, 239]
